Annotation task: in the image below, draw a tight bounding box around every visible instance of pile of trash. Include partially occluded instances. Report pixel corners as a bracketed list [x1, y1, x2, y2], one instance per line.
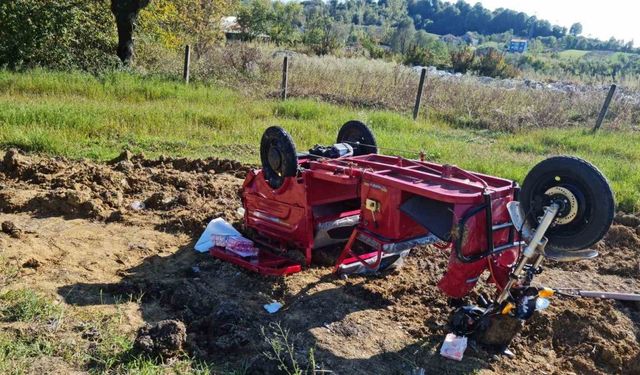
[195, 217, 258, 258]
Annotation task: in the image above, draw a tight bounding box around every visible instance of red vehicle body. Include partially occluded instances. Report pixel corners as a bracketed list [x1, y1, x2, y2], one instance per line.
[225, 153, 522, 298]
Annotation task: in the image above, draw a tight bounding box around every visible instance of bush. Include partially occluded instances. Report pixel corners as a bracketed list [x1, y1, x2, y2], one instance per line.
[0, 0, 118, 72]
[474, 48, 519, 78]
[450, 47, 475, 74]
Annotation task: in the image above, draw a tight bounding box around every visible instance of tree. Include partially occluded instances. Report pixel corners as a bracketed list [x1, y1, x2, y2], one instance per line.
[569, 22, 583, 36]
[303, 14, 342, 55]
[111, 0, 151, 64]
[237, 0, 302, 45]
[269, 1, 303, 45]
[0, 0, 116, 70]
[475, 48, 518, 78]
[388, 17, 416, 54]
[140, 0, 237, 57]
[237, 0, 272, 40]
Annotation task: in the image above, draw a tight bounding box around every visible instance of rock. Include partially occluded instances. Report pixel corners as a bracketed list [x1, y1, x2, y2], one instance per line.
[615, 212, 640, 228]
[636, 226, 640, 236]
[1, 221, 22, 238]
[134, 320, 187, 359]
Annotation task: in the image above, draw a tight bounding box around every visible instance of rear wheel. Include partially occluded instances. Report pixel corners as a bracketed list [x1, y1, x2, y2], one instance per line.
[336, 120, 377, 156]
[520, 156, 614, 251]
[260, 126, 298, 189]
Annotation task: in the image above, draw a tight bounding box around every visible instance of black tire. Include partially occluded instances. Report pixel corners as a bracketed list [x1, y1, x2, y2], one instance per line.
[336, 120, 378, 156]
[260, 126, 298, 189]
[520, 156, 615, 252]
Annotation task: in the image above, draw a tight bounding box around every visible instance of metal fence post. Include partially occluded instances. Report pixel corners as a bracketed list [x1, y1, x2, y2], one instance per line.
[413, 67, 427, 120]
[281, 56, 289, 100]
[592, 84, 617, 133]
[183, 45, 191, 84]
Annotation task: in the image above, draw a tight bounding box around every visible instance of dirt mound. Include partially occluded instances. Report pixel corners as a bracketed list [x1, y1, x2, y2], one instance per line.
[134, 320, 187, 358]
[520, 298, 640, 374]
[0, 149, 247, 235]
[605, 225, 640, 249]
[1, 150, 639, 374]
[615, 212, 640, 228]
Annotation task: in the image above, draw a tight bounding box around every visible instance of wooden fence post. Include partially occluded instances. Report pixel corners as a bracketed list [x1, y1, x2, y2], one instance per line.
[413, 67, 427, 120]
[183, 45, 191, 84]
[592, 84, 617, 133]
[281, 56, 289, 100]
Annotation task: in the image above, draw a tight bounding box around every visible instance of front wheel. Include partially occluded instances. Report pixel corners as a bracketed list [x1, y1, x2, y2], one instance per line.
[520, 156, 615, 251]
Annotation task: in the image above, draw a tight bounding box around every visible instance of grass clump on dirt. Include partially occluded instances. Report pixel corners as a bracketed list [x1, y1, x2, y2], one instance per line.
[0, 289, 62, 322]
[0, 294, 216, 375]
[0, 69, 639, 212]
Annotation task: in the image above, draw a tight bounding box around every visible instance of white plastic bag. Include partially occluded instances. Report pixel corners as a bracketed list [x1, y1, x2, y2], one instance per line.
[194, 218, 242, 252]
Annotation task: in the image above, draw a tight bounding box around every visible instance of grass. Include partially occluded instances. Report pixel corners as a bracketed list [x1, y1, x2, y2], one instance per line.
[0, 289, 63, 323]
[558, 49, 590, 60]
[0, 291, 218, 374]
[0, 69, 639, 212]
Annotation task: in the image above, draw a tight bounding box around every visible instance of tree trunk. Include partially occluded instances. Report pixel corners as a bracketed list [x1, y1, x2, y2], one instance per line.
[110, 0, 150, 64]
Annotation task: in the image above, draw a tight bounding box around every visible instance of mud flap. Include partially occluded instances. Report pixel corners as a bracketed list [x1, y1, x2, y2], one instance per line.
[400, 196, 453, 241]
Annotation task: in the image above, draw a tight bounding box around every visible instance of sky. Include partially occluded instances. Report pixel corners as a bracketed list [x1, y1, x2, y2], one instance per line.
[468, 0, 640, 43]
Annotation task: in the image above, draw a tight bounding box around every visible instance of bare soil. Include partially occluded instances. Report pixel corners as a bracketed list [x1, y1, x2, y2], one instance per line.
[1, 149, 639, 374]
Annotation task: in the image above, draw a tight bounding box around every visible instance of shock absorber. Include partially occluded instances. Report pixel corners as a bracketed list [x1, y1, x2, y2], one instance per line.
[496, 204, 559, 304]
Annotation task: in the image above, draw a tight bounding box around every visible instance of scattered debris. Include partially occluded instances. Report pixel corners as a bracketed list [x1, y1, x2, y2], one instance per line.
[1, 150, 639, 374]
[263, 301, 283, 314]
[440, 333, 467, 361]
[130, 201, 145, 211]
[194, 218, 242, 253]
[134, 320, 187, 359]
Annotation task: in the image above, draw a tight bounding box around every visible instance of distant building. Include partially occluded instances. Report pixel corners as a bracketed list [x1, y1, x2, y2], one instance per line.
[508, 38, 528, 53]
[221, 16, 242, 40]
[221, 16, 269, 42]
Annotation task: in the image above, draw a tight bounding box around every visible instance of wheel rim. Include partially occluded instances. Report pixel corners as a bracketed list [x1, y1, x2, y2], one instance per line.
[527, 173, 591, 238]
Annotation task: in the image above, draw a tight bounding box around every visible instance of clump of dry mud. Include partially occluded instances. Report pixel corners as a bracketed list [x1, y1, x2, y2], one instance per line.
[0, 149, 248, 235]
[134, 320, 187, 359]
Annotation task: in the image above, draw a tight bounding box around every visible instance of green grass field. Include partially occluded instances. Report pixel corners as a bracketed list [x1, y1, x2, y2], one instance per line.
[1, 70, 639, 211]
[558, 49, 590, 59]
